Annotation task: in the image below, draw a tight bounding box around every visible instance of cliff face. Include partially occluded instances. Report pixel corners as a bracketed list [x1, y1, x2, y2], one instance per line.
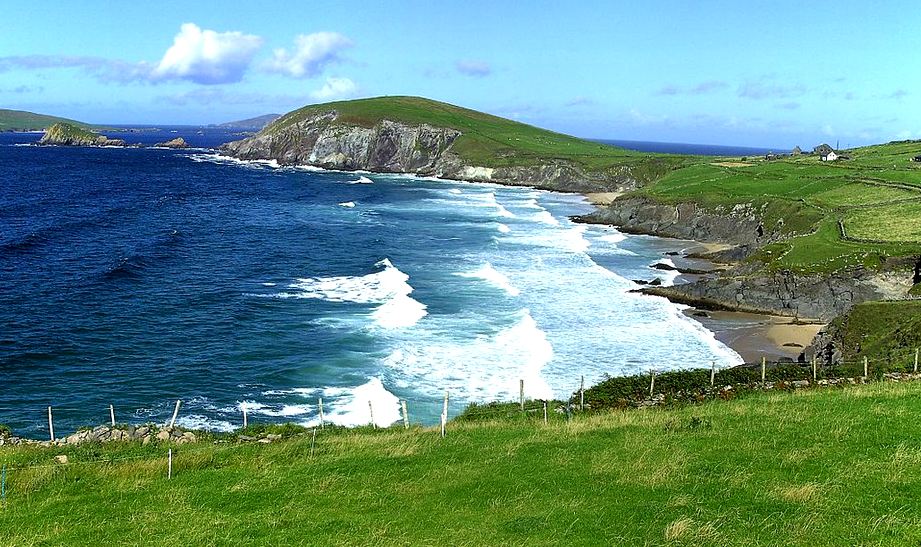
[39, 123, 125, 147]
[589, 196, 912, 321]
[223, 110, 633, 193]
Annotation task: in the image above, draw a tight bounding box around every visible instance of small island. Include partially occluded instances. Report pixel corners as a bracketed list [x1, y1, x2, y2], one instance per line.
[38, 122, 127, 147]
[154, 137, 189, 148]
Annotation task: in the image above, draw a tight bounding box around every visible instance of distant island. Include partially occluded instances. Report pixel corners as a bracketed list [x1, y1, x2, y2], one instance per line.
[213, 113, 281, 132]
[0, 108, 94, 132]
[225, 95, 921, 364]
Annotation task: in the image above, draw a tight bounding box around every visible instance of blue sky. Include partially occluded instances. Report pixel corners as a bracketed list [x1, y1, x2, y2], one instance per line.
[1, 0, 917, 147]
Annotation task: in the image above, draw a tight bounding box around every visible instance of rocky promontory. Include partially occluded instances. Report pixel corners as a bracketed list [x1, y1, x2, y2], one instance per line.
[222, 97, 656, 194]
[154, 137, 189, 148]
[39, 122, 126, 147]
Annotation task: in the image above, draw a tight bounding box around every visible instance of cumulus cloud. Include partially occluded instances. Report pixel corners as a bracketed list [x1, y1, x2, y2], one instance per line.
[265, 32, 352, 78]
[309, 77, 358, 101]
[0, 23, 263, 85]
[455, 60, 491, 77]
[150, 23, 263, 84]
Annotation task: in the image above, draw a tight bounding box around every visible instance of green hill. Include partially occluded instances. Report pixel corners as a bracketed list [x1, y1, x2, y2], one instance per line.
[634, 140, 921, 274]
[3, 382, 921, 545]
[261, 96, 681, 180]
[0, 109, 93, 131]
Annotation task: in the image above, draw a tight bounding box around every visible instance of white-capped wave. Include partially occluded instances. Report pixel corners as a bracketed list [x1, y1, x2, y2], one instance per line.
[272, 258, 427, 329]
[449, 188, 463, 195]
[186, 153, 280, 169]
[533, 210, 560, 225]
[464, 191, 517, 219]
[350, 176, 374, 184]
[497, 223, 511, 233]
[599, 231, 626, 244]
[383, 309, 554, 401]
[455, 263, 520, 296]
[174, 415, 236, 432]
[339, 201, 356, 208]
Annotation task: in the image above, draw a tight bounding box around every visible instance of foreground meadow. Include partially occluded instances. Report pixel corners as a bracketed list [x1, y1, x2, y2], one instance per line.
[2, 381, 921, 545]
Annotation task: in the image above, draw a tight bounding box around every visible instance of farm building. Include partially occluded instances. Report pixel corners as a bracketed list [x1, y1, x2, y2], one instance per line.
[821, 150, 839, 162]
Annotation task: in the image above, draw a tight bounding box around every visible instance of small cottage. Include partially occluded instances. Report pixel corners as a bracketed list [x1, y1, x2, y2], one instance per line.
[821, 150, 839, 162]
[791, 146, 802, 156]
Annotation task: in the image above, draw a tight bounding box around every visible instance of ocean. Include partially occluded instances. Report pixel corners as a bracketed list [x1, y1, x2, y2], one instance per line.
[0, 129, 742, 437]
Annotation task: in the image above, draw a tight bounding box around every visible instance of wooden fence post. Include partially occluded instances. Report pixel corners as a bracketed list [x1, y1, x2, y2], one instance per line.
[441, 391, 449, 438]
[543, 401, 548, 424]
[310, 428, 317, 457]
[812, 355, 817, 382]
[242, 405, 248, 429]
[48, 406, 54, 442]
[580, 375, 585, 411]
[649, 369, 656, 397]
[167, 448, 172, 480]
[519, 379, 524, 411]
[318, 398, 325, 429]
[761, 356, 766, 382]
[109, 404, 116, 426]
[169, 399, 181, 428]
[914, 349, 918, 373]
[401, 400, 409, 430]
[368, 401, 376, 429]
[863, 356, 869, 380]
[710, 361, 716, 387]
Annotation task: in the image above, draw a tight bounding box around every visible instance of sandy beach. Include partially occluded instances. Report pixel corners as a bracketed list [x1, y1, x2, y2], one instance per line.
[687, 309, 824, 363]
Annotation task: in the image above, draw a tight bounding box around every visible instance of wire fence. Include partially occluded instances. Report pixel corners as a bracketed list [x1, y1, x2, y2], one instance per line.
[2, 350, 920, 448]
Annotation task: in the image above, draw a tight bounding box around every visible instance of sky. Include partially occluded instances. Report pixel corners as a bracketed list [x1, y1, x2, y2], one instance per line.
[0, 0, 918, 148]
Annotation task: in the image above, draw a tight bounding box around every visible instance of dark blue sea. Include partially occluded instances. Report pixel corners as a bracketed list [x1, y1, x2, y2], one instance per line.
[0, 128, 741, 438]
[595, 139, 787, 157]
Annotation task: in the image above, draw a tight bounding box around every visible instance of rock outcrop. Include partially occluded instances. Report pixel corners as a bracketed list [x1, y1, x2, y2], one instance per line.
[39, 122, 126, 147]
[589, 196, 913, 320]
[155, 137, 188, 148]
[223, 110, 634, 193]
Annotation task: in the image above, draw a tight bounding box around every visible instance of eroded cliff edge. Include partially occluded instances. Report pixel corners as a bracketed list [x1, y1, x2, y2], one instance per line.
[222, 111, 644, 194]
[579, 195, 913, 322]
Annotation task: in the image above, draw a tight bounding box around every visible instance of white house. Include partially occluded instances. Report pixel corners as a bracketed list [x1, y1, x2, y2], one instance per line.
[821, 150, 838, 162]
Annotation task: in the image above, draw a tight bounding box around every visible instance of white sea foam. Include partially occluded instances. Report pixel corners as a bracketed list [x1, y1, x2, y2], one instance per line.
[533, 210, 560, 225]
[271, 258, 427, 329]
[455, 263, 520, 296]
[339, 201, 356, 208]
[239, 401, 312, 417]
[261, 282, 277, 287]
[464, 191, 517, 218]
[320, 378, 401, 427]
[186, 153, 280, 169]
[174, 414, 236, 432]
[599, 231, 626, 244]
[383, 309, 554, 401]
[350, 176, 374, 184]
[449, 188, 463, 195]
[497, 223, 511, 233]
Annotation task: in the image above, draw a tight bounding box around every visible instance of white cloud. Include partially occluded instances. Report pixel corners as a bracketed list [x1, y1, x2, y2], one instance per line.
[151, 23, 263, 84]
[266, 32, 352, 78]
[309, 77, 358, 101]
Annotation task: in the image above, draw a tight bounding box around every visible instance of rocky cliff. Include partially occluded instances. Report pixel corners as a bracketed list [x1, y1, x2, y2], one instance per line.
[586, 196, 913, 320]
[223, 110, 636, 193]
[39, 122, 126, 147]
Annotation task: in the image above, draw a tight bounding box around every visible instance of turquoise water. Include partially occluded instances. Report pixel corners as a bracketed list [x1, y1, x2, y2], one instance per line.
[0, 131, 741, 437]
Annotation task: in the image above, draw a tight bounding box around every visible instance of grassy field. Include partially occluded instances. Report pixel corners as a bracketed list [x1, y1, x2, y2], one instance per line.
[265, 96, 685, 183]
[3, 382, 921, 545]
[822, 300, 921, 363]
[636, 142, 921, 274]
[0, 109, 92, 131]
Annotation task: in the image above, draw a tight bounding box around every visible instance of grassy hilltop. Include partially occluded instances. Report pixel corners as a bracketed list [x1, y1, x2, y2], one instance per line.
[0, 109, 93, 131]
[635, 141, 921, 274]
[265, 96, 685, 183]
[3, 382, 921, 545]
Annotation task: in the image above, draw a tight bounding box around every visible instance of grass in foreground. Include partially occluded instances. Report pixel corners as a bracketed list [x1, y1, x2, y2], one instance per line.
[3, 382, 921, 545]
